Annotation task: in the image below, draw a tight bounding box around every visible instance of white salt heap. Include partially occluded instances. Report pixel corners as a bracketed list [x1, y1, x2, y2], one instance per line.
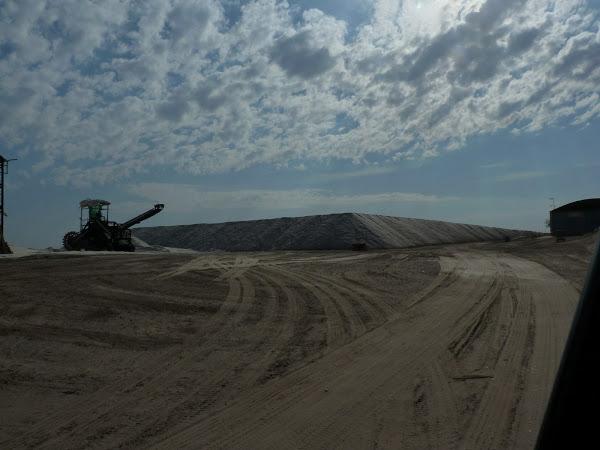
[133, 213, 539, 252]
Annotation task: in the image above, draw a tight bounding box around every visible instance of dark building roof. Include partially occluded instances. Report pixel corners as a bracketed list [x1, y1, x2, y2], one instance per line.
[0, 154, 6, 163]
[552, 198, 600, 213]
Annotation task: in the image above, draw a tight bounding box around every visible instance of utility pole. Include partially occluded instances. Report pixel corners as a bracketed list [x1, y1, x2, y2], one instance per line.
[0, 155, 17, 254]
[545, 197, 557, 231]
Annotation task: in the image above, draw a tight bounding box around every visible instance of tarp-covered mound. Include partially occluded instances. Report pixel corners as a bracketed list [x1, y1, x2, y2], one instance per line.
[133, 213, 539, 252]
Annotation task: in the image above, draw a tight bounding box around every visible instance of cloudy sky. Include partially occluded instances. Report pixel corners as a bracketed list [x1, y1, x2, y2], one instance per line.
[1, 0, 599, 247]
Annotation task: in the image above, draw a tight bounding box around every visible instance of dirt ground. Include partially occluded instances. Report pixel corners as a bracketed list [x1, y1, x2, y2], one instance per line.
[0, 234, 596, 449]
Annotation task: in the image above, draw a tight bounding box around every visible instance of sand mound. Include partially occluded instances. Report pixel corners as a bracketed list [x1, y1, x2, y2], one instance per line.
[133, 213, 539, 252]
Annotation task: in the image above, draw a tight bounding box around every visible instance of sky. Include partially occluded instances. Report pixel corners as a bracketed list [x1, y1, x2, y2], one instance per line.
[1, 0, 599, 248]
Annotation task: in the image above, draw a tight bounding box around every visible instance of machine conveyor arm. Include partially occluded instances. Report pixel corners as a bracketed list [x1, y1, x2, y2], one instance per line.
[120, 204, 164, 230]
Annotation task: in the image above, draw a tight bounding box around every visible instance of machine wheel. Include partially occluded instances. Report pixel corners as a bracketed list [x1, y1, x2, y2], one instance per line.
[63, 231, 80, 251]
[117, 242, 135, 252]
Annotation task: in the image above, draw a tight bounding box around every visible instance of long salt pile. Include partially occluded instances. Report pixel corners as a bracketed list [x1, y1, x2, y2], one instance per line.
[133, 213, 538, 251]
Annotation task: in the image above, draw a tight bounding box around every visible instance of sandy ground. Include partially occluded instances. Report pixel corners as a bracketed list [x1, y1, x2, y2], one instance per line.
[0, 234, 596, 449]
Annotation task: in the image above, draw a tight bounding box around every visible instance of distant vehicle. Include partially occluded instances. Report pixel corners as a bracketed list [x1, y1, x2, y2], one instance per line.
[63, 199, 164, 252]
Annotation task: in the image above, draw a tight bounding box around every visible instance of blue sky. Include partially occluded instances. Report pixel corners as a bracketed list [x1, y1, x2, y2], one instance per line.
[1, 0, 599, 248]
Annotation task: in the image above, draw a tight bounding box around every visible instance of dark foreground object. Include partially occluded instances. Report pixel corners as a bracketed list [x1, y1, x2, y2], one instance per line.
[536, 235, 600, 449]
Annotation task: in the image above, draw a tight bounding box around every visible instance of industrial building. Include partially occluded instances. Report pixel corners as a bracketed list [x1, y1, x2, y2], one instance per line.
[550, 198, 600, 237]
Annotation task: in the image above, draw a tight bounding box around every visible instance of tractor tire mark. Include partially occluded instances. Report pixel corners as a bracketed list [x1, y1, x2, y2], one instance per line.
[22, 268, 248, 449]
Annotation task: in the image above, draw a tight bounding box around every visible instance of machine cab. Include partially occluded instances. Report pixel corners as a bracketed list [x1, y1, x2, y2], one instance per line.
[79, 199, 110, 230]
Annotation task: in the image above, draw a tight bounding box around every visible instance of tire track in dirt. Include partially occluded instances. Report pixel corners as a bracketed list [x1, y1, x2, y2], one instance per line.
[504, 256, 580, 449]
[145, 266, 324, 447]
[459, 282, 533, 449]
[50, 267, 266, 448]
[424, 360, 461, 449]
[12, 256, 251, 449]
[139, 254, 382, 448]
[446, 278, 503, 368]
[255, 268, 327, 384]
[338, 254, 408, 298]
[266, 265, 348, 350]
[436, 254, 578, 450]
[3, 251, 450, 448]
[117, 269, 279, 448]
[3, 248, 580, 449]
[68, 256, 315, 449]
[44, 251, 326, 448]
[147, 254, 484, 448]
[366, 254, 503, 450]
[152, 251, 578, 450]
[413, 255, 527, 447]
[267, 264, 372, 348]
[293, 268, 392, 329]
[290, 270, 369, 337]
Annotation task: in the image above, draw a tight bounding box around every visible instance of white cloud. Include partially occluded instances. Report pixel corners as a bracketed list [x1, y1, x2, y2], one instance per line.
[480, 162, 510, 170]
[128, 183, 454, 213]
[312, 165, 397, 181]
[1, 0, 599, 184]
[494, 170, 552, 182]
